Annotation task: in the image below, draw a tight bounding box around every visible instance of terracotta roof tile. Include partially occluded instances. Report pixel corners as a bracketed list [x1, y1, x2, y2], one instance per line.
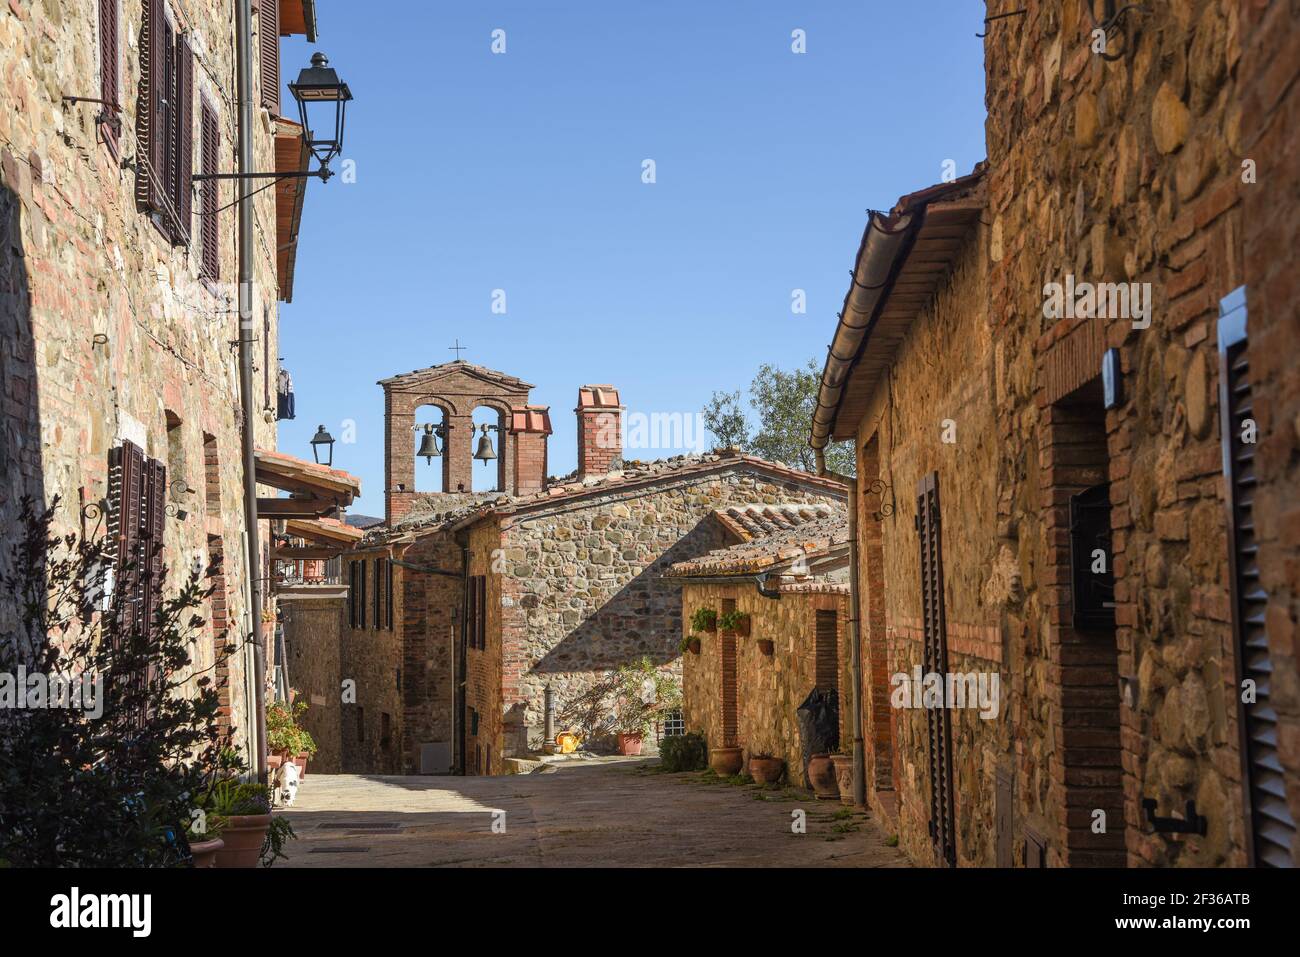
[666, 512, 850, 577]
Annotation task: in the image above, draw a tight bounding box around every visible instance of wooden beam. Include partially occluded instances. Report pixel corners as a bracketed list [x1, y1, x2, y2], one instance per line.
[257, 496, 338, 518]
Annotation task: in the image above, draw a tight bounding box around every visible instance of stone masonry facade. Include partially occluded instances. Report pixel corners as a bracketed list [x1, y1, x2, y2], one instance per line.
[0, 0, 313, 761]
[824, 0, 1299, 868]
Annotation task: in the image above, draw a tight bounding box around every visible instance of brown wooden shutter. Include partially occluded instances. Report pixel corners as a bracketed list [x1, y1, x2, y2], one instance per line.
[109, 440, 146, 642]
[1219, 290, 1297, 868]
[99, 0, 120, 149]
[916, 471, 956, 866]
[347, 560, 357, 628]
[386, 560, 394, 630]
[473, 576, 487, 649]
[815, 609, 838, 692]
[259, 0, 281, 114]
[173, 32, 194, 246]
[137, 0, 167, 211]
[372, 558, 382, 630]
[199, 100, 220, 278]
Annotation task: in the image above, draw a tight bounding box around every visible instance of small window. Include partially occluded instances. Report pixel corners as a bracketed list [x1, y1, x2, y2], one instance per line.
[355, 705, 364, 742]
[372, 558, 383, 630]
[1069, 484, 1116, 632]
[380, 712, 391, 749]
[358, 559, 367, 629]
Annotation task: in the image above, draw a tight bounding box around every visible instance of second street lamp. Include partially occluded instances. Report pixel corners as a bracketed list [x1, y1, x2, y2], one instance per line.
[310, 424, 335, 466]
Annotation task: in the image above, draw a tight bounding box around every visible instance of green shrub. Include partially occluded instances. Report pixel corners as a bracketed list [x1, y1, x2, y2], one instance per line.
[659, 731, 707, 772]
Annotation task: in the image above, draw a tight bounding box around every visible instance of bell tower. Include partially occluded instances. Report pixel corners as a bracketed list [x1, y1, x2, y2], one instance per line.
[378, 360, 552, 524]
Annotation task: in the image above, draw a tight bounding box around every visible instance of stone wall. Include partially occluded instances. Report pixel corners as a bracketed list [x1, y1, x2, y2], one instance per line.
[852, 227, 1010, 867]
[0, 0, 288, 764]
[398, 534, 459, 773]
[682, 581, 850, 787]
[495, 466, 846, 760]
[339, 550, 403, 774]
[982, 0, 1256, 867]
[280, 590, 345, 774]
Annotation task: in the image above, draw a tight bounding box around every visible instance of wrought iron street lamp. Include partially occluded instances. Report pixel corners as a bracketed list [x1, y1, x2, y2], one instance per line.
[310, 424, 335, 466]
[288, 52, 353, 176]
[194, 52, 353, 184]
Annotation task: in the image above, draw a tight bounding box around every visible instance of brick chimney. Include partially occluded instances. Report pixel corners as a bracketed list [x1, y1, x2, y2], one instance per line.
[576, 385, 622, 480]
[510, 405, 552, 495]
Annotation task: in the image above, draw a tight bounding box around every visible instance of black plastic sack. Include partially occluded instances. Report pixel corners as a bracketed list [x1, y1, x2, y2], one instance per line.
[796, 688, 839, 787]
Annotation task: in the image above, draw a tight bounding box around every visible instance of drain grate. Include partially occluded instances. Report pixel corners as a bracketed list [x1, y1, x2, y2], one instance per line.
[315, 822, 403, 831]
[309, 846, 371, 854]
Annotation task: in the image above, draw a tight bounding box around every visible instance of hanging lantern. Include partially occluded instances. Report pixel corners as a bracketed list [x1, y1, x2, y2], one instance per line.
[474, 426, 498, 463]
[309, 424, 335, 466]
[417, 424, 441, 463]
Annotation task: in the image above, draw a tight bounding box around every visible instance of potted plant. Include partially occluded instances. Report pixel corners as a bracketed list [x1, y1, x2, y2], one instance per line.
[690, 607, 718, 634]
[748, 752, 784, 785]
[710, 745, 744, 777]
[186, 816, 225, 868]
[830, 751, 855, 806]
[267, 697, 318, 777]
[719, 610, 751, 637]
[610, 658, 682, 756]
[807, 753, 839, 799]
[202, 778, 295, 868]
[756, 638, 775, 656]
[679, 634, 701, 655]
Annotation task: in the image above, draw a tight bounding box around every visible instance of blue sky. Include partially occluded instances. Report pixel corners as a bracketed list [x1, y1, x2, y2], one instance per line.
[278, 1, 987, 514]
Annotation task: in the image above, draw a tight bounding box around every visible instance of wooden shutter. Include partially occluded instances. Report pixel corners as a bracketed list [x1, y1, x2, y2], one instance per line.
[199, 100, 220, 278]
[916, 471, 956, 866]
[358, 559, 367, 629]
[815, 609, 838, 691]
[172, 32, 194, 246]
[372, 558, 382, 630]
[473, 576, 487, 649]
[386, 559, 394, 630]
[137, 0, 167, 211]
[99, 0, 120, 150]
[259, 0, 281, 113]
[347, 560, 357, 628]
[1219, 288, 1296, 868]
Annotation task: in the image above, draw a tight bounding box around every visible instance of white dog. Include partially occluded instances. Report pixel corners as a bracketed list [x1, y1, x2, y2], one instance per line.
[274, 760, 300, 807]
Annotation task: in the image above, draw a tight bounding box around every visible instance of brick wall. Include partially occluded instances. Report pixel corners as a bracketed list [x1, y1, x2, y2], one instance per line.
[280, 592, 345, 773]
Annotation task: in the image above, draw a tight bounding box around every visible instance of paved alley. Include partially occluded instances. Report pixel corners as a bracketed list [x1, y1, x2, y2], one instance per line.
[279, 757, 910, 868]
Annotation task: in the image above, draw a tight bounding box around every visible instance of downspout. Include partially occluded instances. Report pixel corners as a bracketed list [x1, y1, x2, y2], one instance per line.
[817, 448, 865, 809]
[235, 0, 267, 785]
[456, 540, 469, 774]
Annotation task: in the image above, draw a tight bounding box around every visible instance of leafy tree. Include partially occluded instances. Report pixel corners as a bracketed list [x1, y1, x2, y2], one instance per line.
[0, 497, 243, 867]
[702, 358, 856, 476]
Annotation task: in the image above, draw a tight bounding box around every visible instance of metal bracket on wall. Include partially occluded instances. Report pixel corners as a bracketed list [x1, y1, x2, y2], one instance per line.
[976, 9, 1026, 38]
[867, 479, 896, 521]
[1142, 798, 1208, 836]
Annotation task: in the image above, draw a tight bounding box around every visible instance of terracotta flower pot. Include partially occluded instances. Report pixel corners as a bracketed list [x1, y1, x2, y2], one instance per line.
[212, 814, 272, 868]
[189, 838, 224, 868]
[617, 732, 644, 756]
[267, 753, 284, 771]
[757, 638, 774, 656]
[293, 752, 309, 777]
[807, 753, 839, 799]
[710, 746, 744, 777]
[830, 753, 855, 805]
[685, 637, 701, 654]
[734, 616, 752, 637]
[748, 755, 784, 786]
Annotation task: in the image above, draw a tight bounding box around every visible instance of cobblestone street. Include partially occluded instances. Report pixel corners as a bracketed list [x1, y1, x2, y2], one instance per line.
[280, 758, 910, 868]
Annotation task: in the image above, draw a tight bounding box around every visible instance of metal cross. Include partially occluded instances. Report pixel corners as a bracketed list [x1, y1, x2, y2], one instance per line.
[448, 339, 468, 360]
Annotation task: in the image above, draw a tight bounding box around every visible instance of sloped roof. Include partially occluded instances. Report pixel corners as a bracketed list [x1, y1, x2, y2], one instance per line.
[377, 360, 535, 392]
[254, 448, 361, 502]
[359, 449, 846, 547]
[665, 512, 849, 578]
[713, 503, 839, 542]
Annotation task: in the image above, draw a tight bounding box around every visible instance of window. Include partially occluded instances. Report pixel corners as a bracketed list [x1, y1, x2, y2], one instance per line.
[259, 0, 281, 113]
[138, 0, 193, 245]
[466, 574, 487, 649]
[347, 560, 358, 627]
[355, 705, 364, 742]
[357, 559, 367, 629]
[198, 100, 219, 278]
[98, 0, 122, 151]
[107, 440, 167, 723]
[386, 560, 394, 630]
[372, 558, 382, 631]
[380, 712, 391, 749]
[814, 609, 838, 692]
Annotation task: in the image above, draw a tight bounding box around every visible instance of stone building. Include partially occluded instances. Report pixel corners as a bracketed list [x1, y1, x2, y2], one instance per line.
[669, 508, 853, 784]
[1, 0, 335, 761]
[293, 361, 848, 774]
[811, 1, 1299, 867]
